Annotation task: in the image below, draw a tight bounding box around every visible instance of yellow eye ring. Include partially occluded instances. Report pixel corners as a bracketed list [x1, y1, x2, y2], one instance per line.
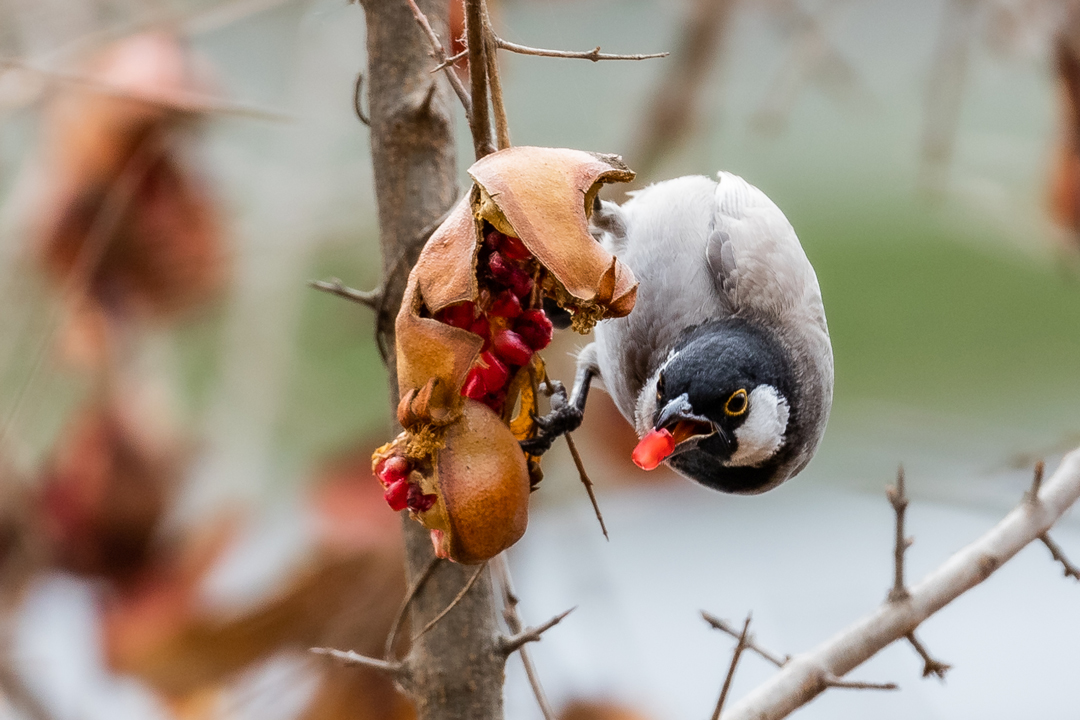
[724, 389, 748, 417]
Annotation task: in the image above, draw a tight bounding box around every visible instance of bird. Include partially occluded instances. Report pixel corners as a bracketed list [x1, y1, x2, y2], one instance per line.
[522, 171, 833, 494]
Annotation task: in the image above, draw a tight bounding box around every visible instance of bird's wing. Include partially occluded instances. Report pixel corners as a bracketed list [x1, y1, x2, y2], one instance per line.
[705, 172, 825, 325]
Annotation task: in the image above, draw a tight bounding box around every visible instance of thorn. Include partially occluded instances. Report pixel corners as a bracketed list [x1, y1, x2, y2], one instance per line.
[701, 610, 789, 668]
[1027, 460, 1045, 504]
[1040, 533, 1080, 581]
[823, 673, 898, 691]
[311, 647, 403, 675]
[904, 632, 950, 681]
[309, 278, 381, 309]
[353, 72, 370, 126]
[500, 607, 575, 655]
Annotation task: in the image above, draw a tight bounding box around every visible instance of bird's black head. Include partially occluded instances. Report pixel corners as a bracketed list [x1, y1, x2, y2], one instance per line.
[645, 319, 797, 494]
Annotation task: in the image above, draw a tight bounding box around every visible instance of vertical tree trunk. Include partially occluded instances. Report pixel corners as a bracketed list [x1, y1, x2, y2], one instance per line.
[356, 0, 506, 717]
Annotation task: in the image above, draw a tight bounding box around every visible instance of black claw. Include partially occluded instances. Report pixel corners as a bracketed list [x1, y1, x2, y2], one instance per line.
[519, 402, 585, 456]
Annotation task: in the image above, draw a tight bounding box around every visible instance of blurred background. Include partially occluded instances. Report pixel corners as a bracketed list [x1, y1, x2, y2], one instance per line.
[0, 0, 1078, 718]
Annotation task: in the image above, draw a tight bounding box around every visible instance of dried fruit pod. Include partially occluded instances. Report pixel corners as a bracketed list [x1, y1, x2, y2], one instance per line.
[383, 147, 637, 563]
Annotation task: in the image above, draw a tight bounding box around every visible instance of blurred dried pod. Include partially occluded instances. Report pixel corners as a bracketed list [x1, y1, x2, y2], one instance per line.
[377, 146, 637, 562]
[34, 398, 182, 581]
[31, 30, 226, 323]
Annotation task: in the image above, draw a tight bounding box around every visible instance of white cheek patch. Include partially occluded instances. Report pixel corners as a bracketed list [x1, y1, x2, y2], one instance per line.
[726, 385, 790, 467]
[634, 367, 662, 437]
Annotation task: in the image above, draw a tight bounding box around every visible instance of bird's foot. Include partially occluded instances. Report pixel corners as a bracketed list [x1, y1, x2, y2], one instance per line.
[519, 380, 584, 456]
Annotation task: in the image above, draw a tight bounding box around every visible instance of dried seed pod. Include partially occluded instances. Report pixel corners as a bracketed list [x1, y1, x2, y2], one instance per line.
[382, 147, 637, 563]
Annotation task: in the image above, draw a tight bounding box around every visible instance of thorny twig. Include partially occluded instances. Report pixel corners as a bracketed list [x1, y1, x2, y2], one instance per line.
[494, 556, 558, 720]
[464, 0, 495, 158]
[904, 632, 951, 680]
[701, 612, 895, 692]
[411, 562, 487, 642]
[432, 49, 468, 73]
[310, 647, 403, 676]
[1040, 534, 1080, 581]
[565, 433, 608, 540]
[886, 466, 912, 602]
[499, 608, 574, 655]
[404, 0, 473, 117]
[711, 614, 751, 720]
[385, 556, 442, 660]
[482, 4, 511, 150]
[492, 37, 668, 62]
[309, 278, 381, 309]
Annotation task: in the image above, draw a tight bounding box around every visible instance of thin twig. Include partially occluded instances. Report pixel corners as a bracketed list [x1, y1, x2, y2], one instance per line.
[482, 5, 511, 150]
[1028, 460, 1045, 503]
[495, 555, 558, 720]
[353, 72, 370, 126]
[310, 647, 403, 675]
[701, 611, 789, 668]
[904, 632, 950, 680]
[886, 466, 911, 602]
[493, 37, 668, 62]
[385, 556, 441, 660]
[701, 611, 896, 692]
[711, 614, 751, 720]
[411, 562, 487, 642]
[822, 674, 898, 691]
[404, 0, 473, 117]
[309, 278, 381, 309]
[1040, 533, 1080, 581]
[464, 0, 494, 158]
[565, 433, 608, 540]
[432, 49, 468, 73]
[500, 608, 574, 655]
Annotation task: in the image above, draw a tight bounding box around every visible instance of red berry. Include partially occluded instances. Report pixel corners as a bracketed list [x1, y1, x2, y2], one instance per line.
[407, 484, 438, 512]
[509, 272, 534, 299]
[492, 329, 533, 366]
[500, 234, 531, 261]
[631, 428, 676, 471]
[488, 290, 522, 319]
[436, 302, 475, 329]
[384, 479, 410, 511]
[515, 310, 554, 351]
[468, 317, 492, 349]
[376, 456, 411, 487]
[484, 228, 505, 251]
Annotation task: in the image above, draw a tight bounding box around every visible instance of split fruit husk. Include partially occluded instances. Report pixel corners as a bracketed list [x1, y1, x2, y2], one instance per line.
[378, 146, 637, 563]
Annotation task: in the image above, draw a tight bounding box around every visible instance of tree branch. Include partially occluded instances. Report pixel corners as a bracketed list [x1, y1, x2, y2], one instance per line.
[711, 614, 751, 720]
[701, 611, 789, 668]
[499, 607, 574, 655]
[310, 647, 404, 676]
[384, 556, 442, 660]
[722, 449, 1080, 720]
[887, 466, 912, 602]
[495, 556, 558, 720]
[464, 0, 495, 158]
[1040, 534, 1080, 581]
[904, 632, 950, 680]
[565, 433, 608, 540]
[404, 0, 473, 117]
[411, 562, 487, 642]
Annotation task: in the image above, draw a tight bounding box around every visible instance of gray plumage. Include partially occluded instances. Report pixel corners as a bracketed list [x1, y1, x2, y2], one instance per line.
[583, 171, 833, 492]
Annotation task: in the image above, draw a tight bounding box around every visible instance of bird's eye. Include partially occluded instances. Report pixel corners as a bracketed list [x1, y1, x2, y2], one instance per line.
[724, 389, 748, 416]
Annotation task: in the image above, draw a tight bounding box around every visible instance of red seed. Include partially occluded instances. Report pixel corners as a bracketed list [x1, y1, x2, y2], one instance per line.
[384, 479, 410, 511]
[492, 329, 533, 366]
[462, 368, 487, 399]
[500, 234, 531, 261]
[376, 456, 411, 487]
[514, 310, 554, 351]
[509, 272, 534, 299]
[631, 428, 676, 471]
[488, 290, 522, 319]
[436, 302, 475, 329]
[488, 252, 534, 298]
[407, 484, 438, 512]
[468, 317, 492, 349]
[484, 228, 505, 251]
[476, 351, 509, 390]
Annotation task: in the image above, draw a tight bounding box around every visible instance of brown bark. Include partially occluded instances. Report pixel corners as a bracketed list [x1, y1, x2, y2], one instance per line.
[356, 0, 505, 717]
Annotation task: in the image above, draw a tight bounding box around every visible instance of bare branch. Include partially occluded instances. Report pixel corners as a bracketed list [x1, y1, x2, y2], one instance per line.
[887, 466, 912, 602]
[432, 49, 468, 73]
[464, 0, 495, 158]
[711, 614, 751, 720]
[500, 608, 574, 655]
[1040, 533, 1080, 581]
[495, 556, 558, 720]
[904, 632, 950, 680]
[385, 556, 442, 660]
[353, 72, 371, 126]
[493, 37, 668, 62]
[411, 562, 487, 642]
[701, 611, 789, 668]
[310, 647, 403, 676]
[309, 278, 381, 309]
[723, 448, 1080, 720]
[483, 4, 511, 150]
[404, 0, 473, 117]
[565, 434, 608, 540]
